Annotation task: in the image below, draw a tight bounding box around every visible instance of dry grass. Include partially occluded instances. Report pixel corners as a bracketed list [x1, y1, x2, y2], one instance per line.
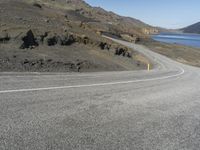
[140, 39, 200, 67]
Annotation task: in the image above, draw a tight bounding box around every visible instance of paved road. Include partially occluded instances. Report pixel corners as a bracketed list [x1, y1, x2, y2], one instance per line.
[1, 39, 200, 150]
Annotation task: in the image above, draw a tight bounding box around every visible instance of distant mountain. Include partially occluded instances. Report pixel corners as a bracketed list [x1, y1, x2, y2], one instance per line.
[181, 22, 200, 34]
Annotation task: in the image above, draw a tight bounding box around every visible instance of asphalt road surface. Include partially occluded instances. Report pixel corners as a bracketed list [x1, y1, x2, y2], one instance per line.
[1, 38, 200, 150]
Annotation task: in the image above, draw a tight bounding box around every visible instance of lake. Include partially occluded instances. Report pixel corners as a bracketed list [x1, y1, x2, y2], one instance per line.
[152, 33, 200, 48]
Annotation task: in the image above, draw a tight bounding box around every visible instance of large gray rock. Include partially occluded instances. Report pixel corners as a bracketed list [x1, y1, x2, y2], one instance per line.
[44, 32, 75, 46]
[115, 47, 132, 58]
[20, 30, 38, 49]
[99, 42, 111, 50]
[44, 33, 58, 46]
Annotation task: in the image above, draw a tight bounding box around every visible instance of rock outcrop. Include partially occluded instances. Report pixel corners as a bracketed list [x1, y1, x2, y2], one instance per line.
[0, 31, 10, 43]
[99, 42, 111, 50]
[44, 33, 75, 46]
[115, 47, 131, 58]
[33, 3, 42, 9]
[20, 30, 38, 49]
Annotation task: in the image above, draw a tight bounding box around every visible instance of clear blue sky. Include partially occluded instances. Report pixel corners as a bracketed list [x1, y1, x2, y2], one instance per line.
[85, 0, 200, 29]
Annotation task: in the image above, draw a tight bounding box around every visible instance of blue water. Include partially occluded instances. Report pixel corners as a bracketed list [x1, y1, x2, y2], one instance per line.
[152, 33, 200, 48]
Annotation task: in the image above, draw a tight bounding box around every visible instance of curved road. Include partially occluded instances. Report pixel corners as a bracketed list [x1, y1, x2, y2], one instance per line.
[0, 38, 200, 149]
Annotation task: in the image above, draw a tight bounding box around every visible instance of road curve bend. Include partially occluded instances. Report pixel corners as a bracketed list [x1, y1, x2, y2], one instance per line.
[0, 38, 200, 149]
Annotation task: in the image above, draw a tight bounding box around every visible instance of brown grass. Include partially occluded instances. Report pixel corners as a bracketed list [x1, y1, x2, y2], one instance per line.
[140, 39, 200, 67]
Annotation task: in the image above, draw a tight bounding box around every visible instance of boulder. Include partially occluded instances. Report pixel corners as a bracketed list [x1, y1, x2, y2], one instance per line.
[99, 42, 110, 50]
[33, 3, 42, 9]
[20, 30, 38, 49]
[0, 31, 10, 43]
[75, 35, 90, 44]
[36, 32, 48, 44]
[60, 33, 75, 45]
[44, 18, 50, 23]
[43, 33, 58, 46]
[82, 36, 89, 44]
[44, 33, 75, 46]
[115, 47, 131, 58]
[64, 14, 68, 19]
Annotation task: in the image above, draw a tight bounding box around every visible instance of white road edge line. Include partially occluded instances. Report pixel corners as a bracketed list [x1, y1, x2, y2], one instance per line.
[0, 68, 185, 94]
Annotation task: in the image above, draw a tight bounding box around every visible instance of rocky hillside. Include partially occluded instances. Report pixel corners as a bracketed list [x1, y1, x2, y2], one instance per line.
[31, 0, 158, 36]
[181, 22, 200, 34]
[0, 0, 152, 72]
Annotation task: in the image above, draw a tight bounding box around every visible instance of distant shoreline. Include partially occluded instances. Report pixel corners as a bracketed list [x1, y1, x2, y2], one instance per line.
[139, 38, 200, 68]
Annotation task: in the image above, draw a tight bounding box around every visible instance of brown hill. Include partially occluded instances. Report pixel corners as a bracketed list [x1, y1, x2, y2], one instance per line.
[0, 0, 153, 72]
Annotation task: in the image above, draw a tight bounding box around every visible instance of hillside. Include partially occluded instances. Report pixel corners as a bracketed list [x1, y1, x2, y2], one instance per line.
[30, 0, 157, 36]
[0, 0, 155, 72]
[181, 22, 200, 34]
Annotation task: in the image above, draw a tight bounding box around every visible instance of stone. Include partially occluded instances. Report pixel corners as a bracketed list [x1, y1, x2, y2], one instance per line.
[45, 35, 58, 46]
[99, 42, 110, 50]
[20, 30, 38, 49]
[33, 3, 42, 9]
[44, 32, 75, 46]
[60, 34, 75, 45]
[0, 31, 10, 43]
[115, 47, 127, 56]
